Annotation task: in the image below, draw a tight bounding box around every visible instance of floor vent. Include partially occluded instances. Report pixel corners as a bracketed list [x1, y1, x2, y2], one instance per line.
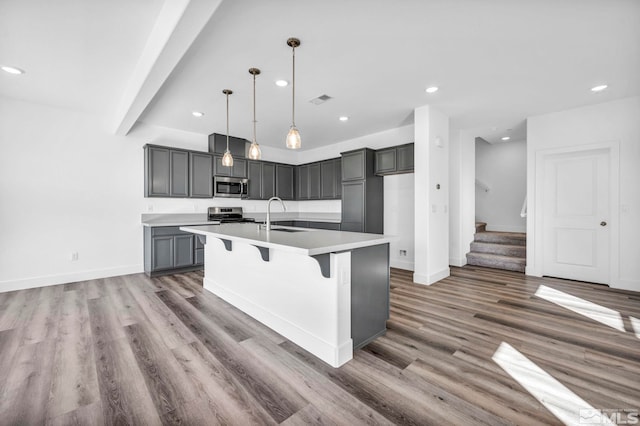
[309, 94, 332, 105]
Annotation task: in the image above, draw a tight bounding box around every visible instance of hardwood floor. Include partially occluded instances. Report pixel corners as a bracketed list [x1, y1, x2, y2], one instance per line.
[0, 266, 638, 425]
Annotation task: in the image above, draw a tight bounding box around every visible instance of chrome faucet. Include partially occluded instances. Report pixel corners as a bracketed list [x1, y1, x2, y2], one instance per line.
[266, 197, 286, 231]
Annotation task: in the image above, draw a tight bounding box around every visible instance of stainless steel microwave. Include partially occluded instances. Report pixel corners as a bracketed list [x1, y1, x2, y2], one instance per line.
[214, 176, 248, 198]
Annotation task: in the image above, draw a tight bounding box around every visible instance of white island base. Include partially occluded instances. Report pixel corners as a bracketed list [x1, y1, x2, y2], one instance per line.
[182, 223, 391, 368]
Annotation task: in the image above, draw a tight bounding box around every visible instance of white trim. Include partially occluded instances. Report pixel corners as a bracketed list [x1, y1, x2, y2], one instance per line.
[414, 267, 450, 285]
[390, 259, 414, 271]
[0, 264, 143, 293]
[531, 141, 620, 286]
[449, 257, 467, 267]
[615, 279, 640, 292]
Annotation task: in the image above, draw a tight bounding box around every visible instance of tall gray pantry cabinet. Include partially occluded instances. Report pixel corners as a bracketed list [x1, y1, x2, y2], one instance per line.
[340, 148, 383, 233]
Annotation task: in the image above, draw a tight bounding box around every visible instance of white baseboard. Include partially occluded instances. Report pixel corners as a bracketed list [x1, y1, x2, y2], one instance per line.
[390, 258, 414, 271]
[0, 264, 144, 293]
[449, 257, 467, 267]
[525, 266, 542, 277]
[413, 267, 451, 286]
[610, 278, 640, 293]
[485, 224, 527, 233]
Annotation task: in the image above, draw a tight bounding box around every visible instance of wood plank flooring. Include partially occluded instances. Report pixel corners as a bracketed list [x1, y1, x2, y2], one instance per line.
[0, 266, 638, 425]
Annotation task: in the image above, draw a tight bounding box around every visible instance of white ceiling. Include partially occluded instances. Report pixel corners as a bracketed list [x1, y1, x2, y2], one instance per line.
[2, 0, 639, 150]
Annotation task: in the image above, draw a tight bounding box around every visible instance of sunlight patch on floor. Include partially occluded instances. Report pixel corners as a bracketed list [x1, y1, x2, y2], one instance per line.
[630, 316, 640, 339]
[492, 342, 614, 426]
[534, 285, 625, 332]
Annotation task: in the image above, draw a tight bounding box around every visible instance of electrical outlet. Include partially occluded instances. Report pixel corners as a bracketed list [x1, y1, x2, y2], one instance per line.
[70, 252, 79, 261]
[399, 250, 407, 256]
[147, 205, 154, 212]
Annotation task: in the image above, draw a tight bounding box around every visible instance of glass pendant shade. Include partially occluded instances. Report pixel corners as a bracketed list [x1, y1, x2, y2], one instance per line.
[221, 149, 233, 167]
[248, 142, 261, 160]
[286, 126, 301, 149]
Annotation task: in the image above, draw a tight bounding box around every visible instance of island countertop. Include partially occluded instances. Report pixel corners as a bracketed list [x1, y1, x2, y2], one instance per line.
[180, 223, 392, 256]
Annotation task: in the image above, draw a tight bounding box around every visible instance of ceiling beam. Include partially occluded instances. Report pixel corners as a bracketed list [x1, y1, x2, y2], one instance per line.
[112, 0, 222, 136]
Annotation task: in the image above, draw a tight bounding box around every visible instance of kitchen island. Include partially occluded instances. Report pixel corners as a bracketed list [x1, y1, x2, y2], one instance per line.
[180, 223, 391, 367]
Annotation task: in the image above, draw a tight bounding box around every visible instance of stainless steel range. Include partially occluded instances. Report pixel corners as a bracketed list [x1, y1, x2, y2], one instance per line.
[207, 207, 256, 223]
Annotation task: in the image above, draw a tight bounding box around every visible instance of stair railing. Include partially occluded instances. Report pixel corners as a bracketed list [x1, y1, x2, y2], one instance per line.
[520, 195, 527, 218]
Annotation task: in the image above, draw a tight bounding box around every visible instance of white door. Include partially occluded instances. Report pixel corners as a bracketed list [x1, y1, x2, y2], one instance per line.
[542, 148, 610, 284]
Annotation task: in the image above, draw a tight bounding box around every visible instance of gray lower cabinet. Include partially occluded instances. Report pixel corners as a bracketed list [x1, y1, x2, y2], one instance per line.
[374, 143, 414, 175]
[145, 145, 190, 197]
[189, 152, 213, 198]
[214, 155, 247, 178]
[275, 164, 295, 200]
[144, 226, 203, 276]
[341, 181, 366, 232]
[308, 221, 340, 230]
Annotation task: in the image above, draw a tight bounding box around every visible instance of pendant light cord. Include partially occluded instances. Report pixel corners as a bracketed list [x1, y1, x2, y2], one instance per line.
[291, 44, 296, 127]
[226, 92, 230, 151]
[253, 73, 257, 143]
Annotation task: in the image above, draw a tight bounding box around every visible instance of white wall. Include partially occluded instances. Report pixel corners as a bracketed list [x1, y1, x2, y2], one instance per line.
[475, 138, 527, 232]
[384, 174, 415, 270]
[449, 128, 475, 266]
[414, 105, 450, 285]
[527, 96, 640, 291]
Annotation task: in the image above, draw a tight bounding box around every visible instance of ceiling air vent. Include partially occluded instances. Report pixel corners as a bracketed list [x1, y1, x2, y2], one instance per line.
[309, 94, 332, 105]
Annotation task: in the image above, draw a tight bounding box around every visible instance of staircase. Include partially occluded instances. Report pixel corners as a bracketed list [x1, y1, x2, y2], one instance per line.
[466, 222, 526, 272]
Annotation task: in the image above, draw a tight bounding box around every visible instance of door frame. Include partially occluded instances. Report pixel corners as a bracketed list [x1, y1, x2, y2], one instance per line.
[528, 141, 619, 286]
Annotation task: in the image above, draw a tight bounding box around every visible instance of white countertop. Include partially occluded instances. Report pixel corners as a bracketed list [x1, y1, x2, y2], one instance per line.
[180, 223, 392, 256]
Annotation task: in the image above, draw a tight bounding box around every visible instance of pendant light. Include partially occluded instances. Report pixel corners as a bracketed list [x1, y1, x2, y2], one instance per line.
[285, 37, 301, 149]
[221, 89, 234, 167]
[248, 68, 262, 160]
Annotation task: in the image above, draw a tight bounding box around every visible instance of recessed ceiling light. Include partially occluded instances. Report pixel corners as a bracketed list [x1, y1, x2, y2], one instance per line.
[425, 86, 439, 94]
[275, 80, 289, 87]
[339, 116, 349, 122]
[590, 84, 608, 92]
[192, 111, 204, 117]
[1, 66, 25, 75]
[501, 136, 510, 141]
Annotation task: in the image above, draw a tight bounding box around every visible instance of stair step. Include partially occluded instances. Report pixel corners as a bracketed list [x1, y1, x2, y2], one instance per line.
[475, 222, 487, 233]
[470, 241, 526, 257]
[466, 252, 526, 273]
[474, 231, 526, 246]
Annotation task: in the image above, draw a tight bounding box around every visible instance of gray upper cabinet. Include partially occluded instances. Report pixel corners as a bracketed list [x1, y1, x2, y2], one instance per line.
[341, 150, 366, 181]
[308, 163, 321, 199]
[189, 152, 213, 198]
[262, 163, 276, 199]
[247, 161, 263, 199]
[375, 148, 396, 174]
[276, 164, 295, 200]
[209, 133, 247, 158]
[214, 155, 247, 178]
[145, 146, 171, 196]
[335, 158, 342, 198]
[374, 143, 414, 175]
[397, 143, 414, 172]
[320, 160, 335, 199]
[297, 165, 309, 200]
[144, 145, 192, 198]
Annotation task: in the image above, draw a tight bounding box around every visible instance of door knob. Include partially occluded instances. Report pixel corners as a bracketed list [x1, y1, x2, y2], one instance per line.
[600, 221, 607, 226]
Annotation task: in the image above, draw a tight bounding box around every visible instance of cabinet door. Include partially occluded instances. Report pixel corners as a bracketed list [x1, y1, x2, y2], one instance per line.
[189, 152, 213, 198]
[320, 160, 335, 199]
[247, 161, 263, 199]
[146, 146, 170, 196]
[397, 144, 414, 172]
[275, 164, 295, 200]
[297, 165, 309, 200]
[261, 162, 276, 199]
[375, 149, 396, 175]
[173, 235, 194, 267]
[211, 133, 247, 158]
[341, 181, 365, 232]
[151, 236, 174, 270]
[170, 150, 189, 197]
[232, 159, 247, 178]
[308, 163, 321, 199]
[334, 158, 342, 198]
[341, 150, 366, 181]
[214, 155, 231, 176]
